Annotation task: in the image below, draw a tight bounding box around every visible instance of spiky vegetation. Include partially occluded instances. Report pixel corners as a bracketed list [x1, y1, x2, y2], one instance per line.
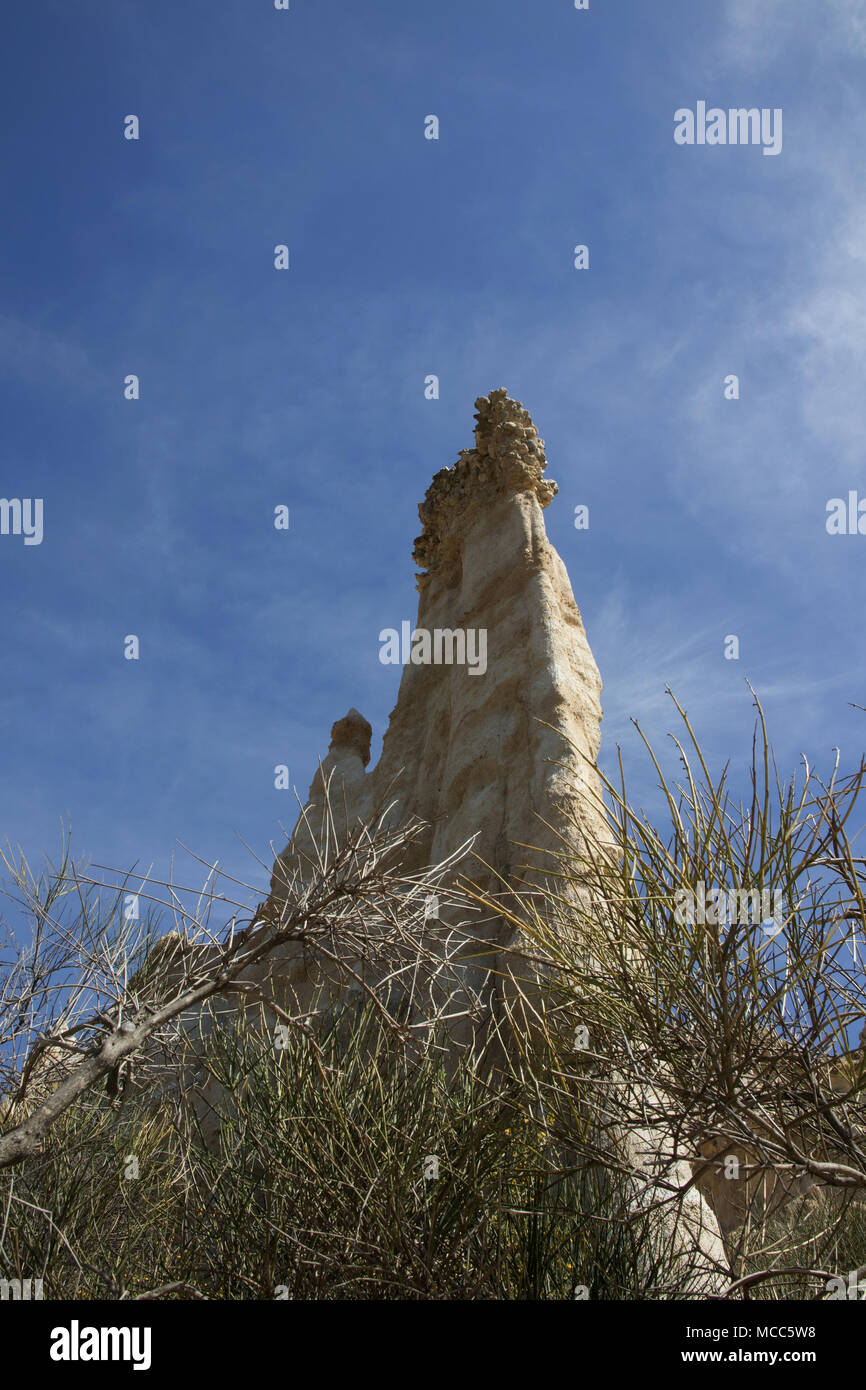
[1, 693, 864, 1300]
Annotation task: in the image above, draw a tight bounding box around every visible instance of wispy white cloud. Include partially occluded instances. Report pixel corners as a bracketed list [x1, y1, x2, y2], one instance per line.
[0, 314, 100, 392]
[642, 5, 866, 598]
[719, 0, 866, 69]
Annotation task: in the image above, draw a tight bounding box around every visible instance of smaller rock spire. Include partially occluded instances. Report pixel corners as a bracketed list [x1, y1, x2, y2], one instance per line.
[328, 708, 372, 765]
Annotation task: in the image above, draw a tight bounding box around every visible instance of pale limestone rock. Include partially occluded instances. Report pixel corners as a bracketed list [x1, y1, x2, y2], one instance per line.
[271, 388, 607, 1020]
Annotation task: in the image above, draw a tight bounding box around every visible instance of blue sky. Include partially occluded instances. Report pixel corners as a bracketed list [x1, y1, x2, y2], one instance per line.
[2, 0, 866, 917]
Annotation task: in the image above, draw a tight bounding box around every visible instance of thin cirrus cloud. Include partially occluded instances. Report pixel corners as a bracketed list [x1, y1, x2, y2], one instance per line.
[719, 0, 866, 67]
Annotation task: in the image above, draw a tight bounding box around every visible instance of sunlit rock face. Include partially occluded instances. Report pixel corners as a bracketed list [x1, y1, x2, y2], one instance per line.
[269, 388, 608, 1038]
[274, 388, 604, 910]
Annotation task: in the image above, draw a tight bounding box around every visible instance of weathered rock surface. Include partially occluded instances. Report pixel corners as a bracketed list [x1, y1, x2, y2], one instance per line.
[271, 388, 608, 1032]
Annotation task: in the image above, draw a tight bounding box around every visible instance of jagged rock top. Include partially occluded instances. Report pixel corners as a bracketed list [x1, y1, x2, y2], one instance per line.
[413, 388, 558, 588]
